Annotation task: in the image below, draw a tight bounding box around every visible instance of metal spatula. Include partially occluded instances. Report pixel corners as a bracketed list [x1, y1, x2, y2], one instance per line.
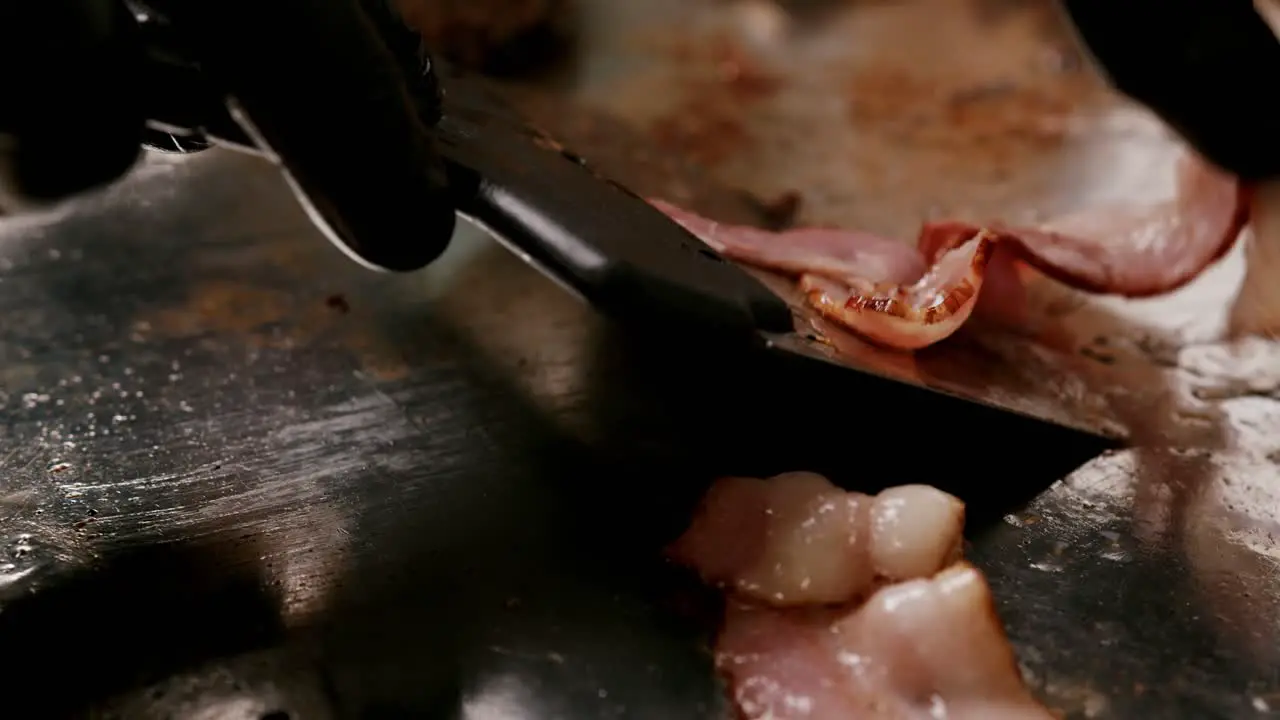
[121, 0, 1133, 442]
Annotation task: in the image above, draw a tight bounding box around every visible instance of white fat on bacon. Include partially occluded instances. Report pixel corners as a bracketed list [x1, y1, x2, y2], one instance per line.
[670, 471, 1052, 719]
[717, 563, 1053, 720]
[667, 472, 965, 606]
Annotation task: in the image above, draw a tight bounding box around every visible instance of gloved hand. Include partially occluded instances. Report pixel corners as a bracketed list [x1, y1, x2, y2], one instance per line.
[1060, 0, 1280, 182]
[0, 0, 458, 272]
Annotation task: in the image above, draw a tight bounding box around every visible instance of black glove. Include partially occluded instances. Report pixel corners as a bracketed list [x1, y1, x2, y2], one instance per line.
[0, 0, 458, 272]
[1060, 0, 1280, 183]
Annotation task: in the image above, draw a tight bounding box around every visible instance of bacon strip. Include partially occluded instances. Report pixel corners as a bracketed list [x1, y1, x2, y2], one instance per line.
[799, 232, 996, 350]
[652, 199, 926, 285]
[668, 472, 1051, 719]
[919, 154, 1250, 297]
[717, 565, 1053, 720]
[652, 152, 1247, 350]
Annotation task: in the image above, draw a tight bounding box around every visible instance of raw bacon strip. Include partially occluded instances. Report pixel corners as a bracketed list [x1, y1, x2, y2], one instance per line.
[670, 471, 1051, 719]
[666, 472, 965, 606]
[799, 231, 997, 350]
[918, 154, 1249, 297]
[717, 564, 1053, 720]
[652, 199, 926, 285]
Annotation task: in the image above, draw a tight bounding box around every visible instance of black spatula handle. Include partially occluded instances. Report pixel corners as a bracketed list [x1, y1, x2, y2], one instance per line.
[429, 67, 795, 340]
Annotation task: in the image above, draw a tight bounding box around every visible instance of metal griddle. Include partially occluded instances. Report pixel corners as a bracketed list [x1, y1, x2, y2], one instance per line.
[0, 0, 1277, 718]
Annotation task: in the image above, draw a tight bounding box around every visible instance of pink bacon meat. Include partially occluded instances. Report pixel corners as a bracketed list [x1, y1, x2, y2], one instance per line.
[652, 152, 1247, 351]
[919, 154, 1250, 297]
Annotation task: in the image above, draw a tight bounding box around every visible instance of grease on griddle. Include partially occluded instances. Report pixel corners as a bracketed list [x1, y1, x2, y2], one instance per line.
[649, 34, 782, 168]
[1080, 337, 1116, 365]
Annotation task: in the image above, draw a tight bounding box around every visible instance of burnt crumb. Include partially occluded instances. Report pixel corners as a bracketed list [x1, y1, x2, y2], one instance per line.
[325, 294, 351, 314]
[1079, 346, 1115, 365]
[1133, 335, 1180, 367]
[747, 190, 803, 231]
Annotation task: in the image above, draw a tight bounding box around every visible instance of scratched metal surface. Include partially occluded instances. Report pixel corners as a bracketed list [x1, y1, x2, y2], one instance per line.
[0, 144, 1101, 720]
[0, 3, 1278, 720]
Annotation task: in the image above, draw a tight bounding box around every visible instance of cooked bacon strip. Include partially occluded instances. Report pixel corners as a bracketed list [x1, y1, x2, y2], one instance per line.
[652, 199, 926, 285]
[717, 564, 1053, 720]
[919, 154, 1248, 297]
[656, 197, 997, 349]
[652, 151, 1247, 350]
[799, 231, 997, 350]
[667, 472, 965, 606]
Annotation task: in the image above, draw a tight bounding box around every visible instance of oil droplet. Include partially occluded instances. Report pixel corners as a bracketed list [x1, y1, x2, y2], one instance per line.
[0, 564, 36, 586]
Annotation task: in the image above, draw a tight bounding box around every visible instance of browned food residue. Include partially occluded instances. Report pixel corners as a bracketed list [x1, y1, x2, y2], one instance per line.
[649, 35, 783, 168]
[847, 68, 1103, 154]
[140, 280, 409, 382]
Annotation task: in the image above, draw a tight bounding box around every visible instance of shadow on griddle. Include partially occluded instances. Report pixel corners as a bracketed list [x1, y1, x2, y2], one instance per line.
[267, 312, 731, 719]
[0, 541, 287, 718]
[574, 321, 1115, 533]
